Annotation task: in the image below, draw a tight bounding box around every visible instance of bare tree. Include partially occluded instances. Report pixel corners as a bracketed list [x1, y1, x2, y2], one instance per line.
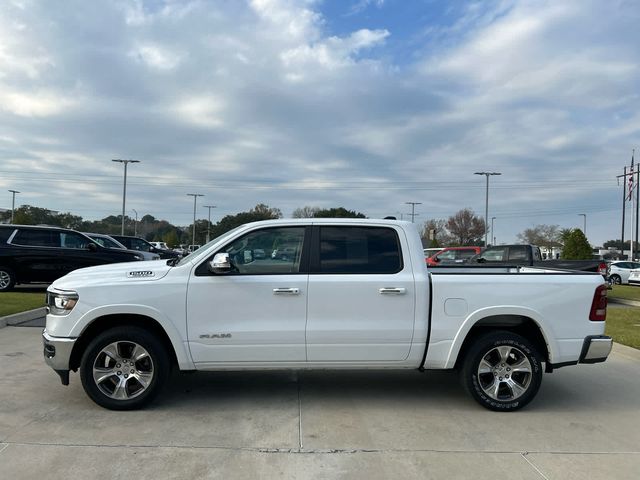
[421, 219, 451, 247]
[516, 224, 562, 247]
[446, 208, 485, 246]
[292, 206, 320, 218]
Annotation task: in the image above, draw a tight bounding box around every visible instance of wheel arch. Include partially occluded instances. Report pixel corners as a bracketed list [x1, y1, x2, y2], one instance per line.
[447, 308, 553, 370]
[69, 313, 188, 372]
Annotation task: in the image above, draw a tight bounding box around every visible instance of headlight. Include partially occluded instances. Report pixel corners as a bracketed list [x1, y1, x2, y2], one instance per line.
[47, 292, 79, 316]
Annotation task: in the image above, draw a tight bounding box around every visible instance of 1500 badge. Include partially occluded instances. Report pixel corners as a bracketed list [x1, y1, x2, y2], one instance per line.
[127, 271, 155, 278]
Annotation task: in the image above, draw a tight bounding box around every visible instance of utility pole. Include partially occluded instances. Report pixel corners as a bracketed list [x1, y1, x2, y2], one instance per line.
[578, 213, 586, 236]
[112, 159, 140, 235]
[203, 205, 216, 243]
[132, 209, 138, 236]
[405, 202, 422, 223]
[474, 172, 501, 248]
[491, 216, 496, 246]
[619, 151, 638, 260]
[187, 193, 204, 245]
[8, 189, 20, 223]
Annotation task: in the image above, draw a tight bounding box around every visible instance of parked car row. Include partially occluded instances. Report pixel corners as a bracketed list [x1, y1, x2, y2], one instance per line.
[0, 224, 182, 292]
[424, 244, 607, 275]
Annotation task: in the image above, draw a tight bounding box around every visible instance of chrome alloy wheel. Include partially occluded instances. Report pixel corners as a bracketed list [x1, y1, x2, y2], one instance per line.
[0, 270, 11, 289]
[92, 341, 154, 400]
[477, 345, 532, 401]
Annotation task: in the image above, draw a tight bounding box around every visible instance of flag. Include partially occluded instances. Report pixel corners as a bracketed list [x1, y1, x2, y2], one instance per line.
[629, 154, 635, 201]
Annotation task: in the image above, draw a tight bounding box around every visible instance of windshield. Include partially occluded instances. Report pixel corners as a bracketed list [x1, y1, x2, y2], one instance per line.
[90, 235, 125, 249]
[176, 225, 247, 266]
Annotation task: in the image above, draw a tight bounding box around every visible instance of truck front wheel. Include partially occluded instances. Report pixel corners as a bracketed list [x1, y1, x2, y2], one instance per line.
[461, 331, 543, 412]
[79, 327, 170, 410]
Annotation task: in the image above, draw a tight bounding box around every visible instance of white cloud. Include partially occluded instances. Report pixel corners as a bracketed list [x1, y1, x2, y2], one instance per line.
[129, 43, 182, 70]
[0, 0, 637, 244]
[0, 90, 76, 117]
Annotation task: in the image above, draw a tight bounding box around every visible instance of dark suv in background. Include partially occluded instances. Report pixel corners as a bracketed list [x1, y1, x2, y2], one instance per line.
[0, 225, 144, 291]
[110, 235, 181, 260]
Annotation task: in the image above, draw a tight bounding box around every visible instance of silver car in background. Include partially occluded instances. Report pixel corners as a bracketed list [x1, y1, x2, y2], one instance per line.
[84, 233, 161, 261]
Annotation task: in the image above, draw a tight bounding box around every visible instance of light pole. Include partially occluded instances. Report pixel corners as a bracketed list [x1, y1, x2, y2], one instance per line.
[405, 202, 422, 223]
[132, 209, 138, 236]
[8, 189, 20, 223]
[187, 193, 204, 245]
[112, 159, 140, 235]
[203, 205, 216, 243]
[491, 216, 496, 245]
[578, 213, 586, 236]
[474, 172, 502, 247]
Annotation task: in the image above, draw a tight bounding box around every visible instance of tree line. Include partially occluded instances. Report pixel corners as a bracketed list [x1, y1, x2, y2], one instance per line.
[0, 204, 603, 258]
[0, 204, 366, 246]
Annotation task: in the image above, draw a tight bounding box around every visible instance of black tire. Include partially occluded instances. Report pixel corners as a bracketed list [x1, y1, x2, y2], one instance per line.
[79, 326, 170, 410]
[610, 275, 622, 285]
[0, 266, 16, 292]
[461, 331, 543, 412]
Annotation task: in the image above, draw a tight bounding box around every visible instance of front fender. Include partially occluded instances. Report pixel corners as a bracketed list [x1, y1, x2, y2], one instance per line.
[443, 305, 556, 369]
[68, 304, 194, 370]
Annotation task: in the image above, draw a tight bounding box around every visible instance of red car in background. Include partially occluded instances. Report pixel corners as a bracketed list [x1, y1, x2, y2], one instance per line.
[426, 246, 482, 266]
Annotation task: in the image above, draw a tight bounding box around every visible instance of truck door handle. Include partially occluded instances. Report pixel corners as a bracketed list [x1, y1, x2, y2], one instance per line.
[379, 287, 406, 295]
[273, 287, 300, 295]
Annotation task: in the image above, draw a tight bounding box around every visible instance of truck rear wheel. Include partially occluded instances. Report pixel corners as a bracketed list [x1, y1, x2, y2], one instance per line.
[461, 331, 542, 411]
[79, 326, 169, 410]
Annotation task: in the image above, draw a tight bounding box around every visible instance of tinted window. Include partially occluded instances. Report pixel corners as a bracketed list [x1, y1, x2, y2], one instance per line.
[509, 246, 528, 261]
[479, 247, 507, 261]
[318, 227, 402, 274]
[220, 227, 305, 274]
[60, 232, 93, 249]
[0, 228, 15, 244]
[12, 229, 59, 247]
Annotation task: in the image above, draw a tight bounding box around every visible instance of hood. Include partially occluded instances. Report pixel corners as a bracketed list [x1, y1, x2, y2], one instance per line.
[49, 260, 173, 290]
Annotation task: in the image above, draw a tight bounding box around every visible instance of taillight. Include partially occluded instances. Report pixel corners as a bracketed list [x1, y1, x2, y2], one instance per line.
[597, 262, 607, 276]
[589, 284, 607, 321]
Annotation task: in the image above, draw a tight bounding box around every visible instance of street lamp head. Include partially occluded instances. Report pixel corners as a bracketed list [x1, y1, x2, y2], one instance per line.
[112, 159, 141, 164]
[474, 172, 502, 176]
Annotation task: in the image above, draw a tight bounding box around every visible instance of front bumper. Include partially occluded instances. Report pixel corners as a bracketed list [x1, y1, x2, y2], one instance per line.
[42, 331, 77, 385]
[579, 335, 613, 364]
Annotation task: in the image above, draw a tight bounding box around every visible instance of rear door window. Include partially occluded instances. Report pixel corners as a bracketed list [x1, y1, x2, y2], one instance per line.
[316, 227, 402, 274]
[456, 249, 477, 260]
[12, 229, 59, 247]
[508, 246, 529, 261]
[0, 228, 15, 244]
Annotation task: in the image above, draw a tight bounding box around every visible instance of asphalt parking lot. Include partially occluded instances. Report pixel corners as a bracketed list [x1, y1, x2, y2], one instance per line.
[1, 326, 639, 480]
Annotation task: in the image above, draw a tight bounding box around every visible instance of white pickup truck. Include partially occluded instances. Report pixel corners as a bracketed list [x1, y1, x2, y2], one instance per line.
[43, 219, 612, 411]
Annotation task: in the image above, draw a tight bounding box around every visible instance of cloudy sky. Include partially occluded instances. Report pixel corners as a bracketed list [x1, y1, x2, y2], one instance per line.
[1, 0, 638, 245]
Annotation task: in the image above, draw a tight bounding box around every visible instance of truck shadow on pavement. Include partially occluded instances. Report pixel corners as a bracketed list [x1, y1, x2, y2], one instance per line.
[154, 365, 629, 413]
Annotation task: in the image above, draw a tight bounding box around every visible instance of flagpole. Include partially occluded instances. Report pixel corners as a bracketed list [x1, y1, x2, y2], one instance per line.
[631, 153, 636, 261]
[622, 165, 627, 258]
[631, 148, 640, 261]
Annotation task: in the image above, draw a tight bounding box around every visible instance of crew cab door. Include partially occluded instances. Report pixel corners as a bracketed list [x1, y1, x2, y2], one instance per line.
[186, 226, 310, 364]
[306, 225, 415, 362]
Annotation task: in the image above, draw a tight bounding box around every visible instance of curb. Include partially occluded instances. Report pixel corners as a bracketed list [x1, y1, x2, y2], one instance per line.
[608, 298, 640, 307]
[0, 307, 47, 329]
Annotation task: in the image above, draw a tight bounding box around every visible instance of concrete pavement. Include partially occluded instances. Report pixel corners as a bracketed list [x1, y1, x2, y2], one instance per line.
[1, 326, 639, 479]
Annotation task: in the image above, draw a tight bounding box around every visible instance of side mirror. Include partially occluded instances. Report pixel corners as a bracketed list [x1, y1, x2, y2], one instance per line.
[87, 243, 98, 252]
[476, 257, 486, 263]
[208, 253, 232, 274]
[432, 257, 440, 263]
